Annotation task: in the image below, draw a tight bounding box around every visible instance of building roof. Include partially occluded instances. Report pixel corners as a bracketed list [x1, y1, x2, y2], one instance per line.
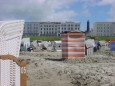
[25, 21, 80, 24]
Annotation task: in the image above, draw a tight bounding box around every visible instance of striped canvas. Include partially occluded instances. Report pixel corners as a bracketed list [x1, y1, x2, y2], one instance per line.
[61, 31, 85, 58]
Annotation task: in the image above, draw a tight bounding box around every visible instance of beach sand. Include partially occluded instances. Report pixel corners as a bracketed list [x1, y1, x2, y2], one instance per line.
[19, 51, 115, 86]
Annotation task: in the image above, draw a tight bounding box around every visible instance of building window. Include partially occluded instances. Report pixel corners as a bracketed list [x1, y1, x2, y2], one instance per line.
[75, 25, 77, 27]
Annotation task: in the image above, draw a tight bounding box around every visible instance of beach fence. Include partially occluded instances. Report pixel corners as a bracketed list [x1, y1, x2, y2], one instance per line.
[0, 20, 26, 86]
[61, 31, 85, 58]
[85, 39, 95, 56]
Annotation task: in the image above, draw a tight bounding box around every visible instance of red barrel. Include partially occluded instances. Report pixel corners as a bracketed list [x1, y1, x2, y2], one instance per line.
[61, 31, 85, 58]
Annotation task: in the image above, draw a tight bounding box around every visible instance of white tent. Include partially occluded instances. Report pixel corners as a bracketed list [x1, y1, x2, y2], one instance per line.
[53, 41, 62, 51]
[99, 40, 106, 51]
[21, 38, 30, 51]
[85, 39, 95, 55]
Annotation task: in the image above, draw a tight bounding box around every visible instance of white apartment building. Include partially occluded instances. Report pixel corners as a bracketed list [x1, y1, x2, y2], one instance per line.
[23, 22, 80, 36]
[93, 22, 115, 36]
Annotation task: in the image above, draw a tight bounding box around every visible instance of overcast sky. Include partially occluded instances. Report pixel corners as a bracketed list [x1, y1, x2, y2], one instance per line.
[0, 0, 115, 30]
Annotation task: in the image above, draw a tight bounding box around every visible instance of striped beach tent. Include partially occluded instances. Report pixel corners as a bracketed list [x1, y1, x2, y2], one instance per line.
[61, 31, 85, 58]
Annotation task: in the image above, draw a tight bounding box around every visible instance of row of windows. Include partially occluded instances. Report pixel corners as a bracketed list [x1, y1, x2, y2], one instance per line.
[40, 28, 79, 30]
[97, 24, 110, 26]
[26, 24, 80, 28]
[24, 27, 79, 30]
[24, 28, 79, 32]
[61, 24, 80, 27]
[26, 27, 38, 29]
[25, 30, 38, 33]
[40, 24, 79, 27]
[24, 29, 81, 36]
[41, 28, 60, 30]
[97, 30, 110, 32]
[97, 33, 110, 36]
[41, 31, 60, 34]
[26, 29, 79, 34]
[27, 24, 39, 27]
[97, 27, 110, 29]
[40, 25, 60, 27]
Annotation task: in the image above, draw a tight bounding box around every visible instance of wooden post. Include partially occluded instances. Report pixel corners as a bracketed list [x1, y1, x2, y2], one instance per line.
[20, 61, 26, 86]
[0, 55, 27, 86]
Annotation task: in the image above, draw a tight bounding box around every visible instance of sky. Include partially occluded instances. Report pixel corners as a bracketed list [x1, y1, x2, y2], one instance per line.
[0, 0, 115, 31]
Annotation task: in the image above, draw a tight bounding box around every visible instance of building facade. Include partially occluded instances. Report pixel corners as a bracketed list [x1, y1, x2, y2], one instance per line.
[93, 22, 115, 36]
[23, 22, 80, 36]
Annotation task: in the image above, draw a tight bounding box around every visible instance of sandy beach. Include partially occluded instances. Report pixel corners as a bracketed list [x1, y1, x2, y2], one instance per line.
[19, 51, 115, 86]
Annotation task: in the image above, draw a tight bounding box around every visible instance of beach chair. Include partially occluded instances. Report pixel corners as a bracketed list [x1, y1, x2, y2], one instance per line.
[0, 20, 26, 86]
